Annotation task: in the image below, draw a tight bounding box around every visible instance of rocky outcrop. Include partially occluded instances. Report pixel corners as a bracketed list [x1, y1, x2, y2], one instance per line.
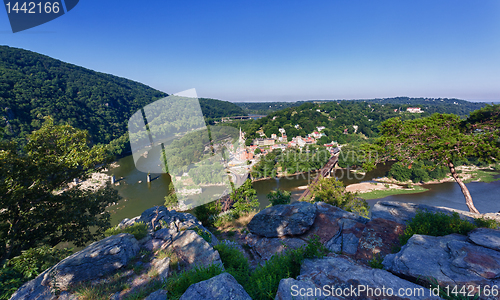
[247, 202, 317, 237]
[10, 201, 500, 300]
[144, 289, 168, 300]
[246, 202, 402, 264]
[245, 233, 307, 261]
[10, 233, 140, 300]
[383, 233, 500, 300]
[468, 227, 500, 251]
[276, 256, 442, 299]
[166, 230, 223, 271]
[372, 201, 500, 225]
[179, 273, 251, 300]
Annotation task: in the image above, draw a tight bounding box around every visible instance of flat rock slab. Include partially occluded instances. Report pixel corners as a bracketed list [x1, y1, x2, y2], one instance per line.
[167, 230, 222, 270]
[371, 201, 500, 225]
[144, 289, 168, 300]
[355, 218, 405, 263]
[275, 278, 343, 300]
[299, 202, 368, 244]
[383, 234, 500, 299]
[247, 201, 317, 237]
[245, 233, 307, 261]
[179, 273, 251, 300]
[293, 256, 442, 299]
[10, 233, 140, 300]
[468, 228, 500, 251]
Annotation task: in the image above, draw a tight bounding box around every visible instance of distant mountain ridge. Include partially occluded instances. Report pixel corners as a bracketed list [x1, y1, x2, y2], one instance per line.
[0, 46, 245, 149]
[235, 97, 488, 116]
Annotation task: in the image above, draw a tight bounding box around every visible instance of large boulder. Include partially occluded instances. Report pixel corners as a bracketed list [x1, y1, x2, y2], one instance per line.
[468, 227, 500, 251]
[275, 278, 343, 300]
[166, 230, 223, 271]
[372, 201, 500, 225]
[10, 233, 140, 300]
[179, 273, 251, 300]
[383, 233, 500, 299]
[355, 218, 405, 262]
[299, 202, 368, 243]
[245, 233, 307, 261]
[247, 202, 317, 237]
[280, 256, 442, 299]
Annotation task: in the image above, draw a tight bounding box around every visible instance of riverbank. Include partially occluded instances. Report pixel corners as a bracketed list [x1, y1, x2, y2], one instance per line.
[373, 165, 500, 186]
[345, 182, 428, 200]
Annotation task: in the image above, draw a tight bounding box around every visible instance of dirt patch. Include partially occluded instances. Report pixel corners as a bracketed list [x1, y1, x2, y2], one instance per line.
[345, 182, 404, 194]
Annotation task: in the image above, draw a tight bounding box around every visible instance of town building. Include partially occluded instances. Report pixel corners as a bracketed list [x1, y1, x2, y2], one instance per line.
[406, 107, 423, 113]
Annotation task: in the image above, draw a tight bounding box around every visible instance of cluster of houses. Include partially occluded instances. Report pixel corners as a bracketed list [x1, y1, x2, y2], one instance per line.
[235, 125, 338, 160]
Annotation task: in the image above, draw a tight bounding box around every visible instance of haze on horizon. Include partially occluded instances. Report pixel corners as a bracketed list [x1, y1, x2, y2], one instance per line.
[1, 0, 499, 103]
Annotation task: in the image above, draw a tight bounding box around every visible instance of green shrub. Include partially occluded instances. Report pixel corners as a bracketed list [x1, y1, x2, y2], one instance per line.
[104, 222, 148, 240]
[267, 189, 291, 206]
[0, 246, 73, 299]
[193, 227, 212, 243]
[400, 211, 477, 245]
[245, 236, 328, 300]
[194, 201, 221, 227]
[368, 253, 384, 269]
[474, 217, 500, 229]
[214, 243, 250, 284]
[163, 264, 224, 300]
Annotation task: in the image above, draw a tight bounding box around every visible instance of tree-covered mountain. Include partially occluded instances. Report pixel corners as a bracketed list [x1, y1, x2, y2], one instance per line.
[235, 97, 487, 116]
[0, 46, 245, 152]
[232, 101, 454, 146]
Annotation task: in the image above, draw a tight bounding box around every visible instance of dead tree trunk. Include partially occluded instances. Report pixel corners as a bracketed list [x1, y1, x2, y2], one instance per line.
[448, 161, 480, 214]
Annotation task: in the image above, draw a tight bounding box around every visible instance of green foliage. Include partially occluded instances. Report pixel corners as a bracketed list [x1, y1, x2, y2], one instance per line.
[474, 217, 500, 229]
[337, 142, 372, 169]
[267, 189, 291, 206]
[214, 243, 250, 284]
[389, 161, 448, 183]
[400, 211, 477, 245]
[0, 47, 246, 155]
[214, 236, 327, 300]
[194, 201, 222, 228]
[104, 222, 148, 240]
[0, 118, 120, 262]
[192, 227, 212, 243]
[368, 253, 384, 269]
[254, 147, 262, 154]
[251, 147, 331, 179]
[231, 180, 259, 217]
[305, 177, 369, 218]
[164, 182, 178, 209]
[245, 236, 328, 300]
[368, 113, 500, 213]
[163, 264, 224, 300]
[0, 246, 72, 299]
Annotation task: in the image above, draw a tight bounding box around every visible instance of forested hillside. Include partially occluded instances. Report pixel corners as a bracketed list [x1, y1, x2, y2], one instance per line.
[233, 101, 428, 146]
[235, 97, 486, 116]
[0, 46, 245, 152]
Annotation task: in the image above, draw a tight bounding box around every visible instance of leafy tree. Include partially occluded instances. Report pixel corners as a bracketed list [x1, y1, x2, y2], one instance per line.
[304, 177, 368, 217]
[164, 182, 178, 209]
[267, 189, 291, 206]
[254, 148, 261, 155]
[0, 118, 119, 263]
[363, 113, 500, 214]
[231, 180, 259, 217]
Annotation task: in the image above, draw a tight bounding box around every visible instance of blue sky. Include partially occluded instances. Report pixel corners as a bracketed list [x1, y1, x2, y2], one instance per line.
[1, 0, 499, 102]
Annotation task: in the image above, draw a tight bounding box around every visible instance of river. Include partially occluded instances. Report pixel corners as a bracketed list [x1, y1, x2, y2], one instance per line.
[106, 155, 500, 225]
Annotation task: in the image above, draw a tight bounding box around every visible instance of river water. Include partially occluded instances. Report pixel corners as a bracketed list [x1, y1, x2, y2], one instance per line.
[106, 155, 500, 225]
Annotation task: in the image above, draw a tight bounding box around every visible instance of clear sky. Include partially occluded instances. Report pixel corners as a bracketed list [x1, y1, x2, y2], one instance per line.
[1, 0, 499, 102]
